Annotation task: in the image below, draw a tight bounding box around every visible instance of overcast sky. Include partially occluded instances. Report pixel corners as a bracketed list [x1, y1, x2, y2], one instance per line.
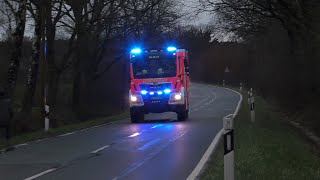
[0, 0, 214, 40]
[181, 0, 213, 25]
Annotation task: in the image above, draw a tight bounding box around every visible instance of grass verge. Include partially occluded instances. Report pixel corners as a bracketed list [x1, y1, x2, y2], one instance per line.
[201, 90, 320, 180]
[0, 112, 128, 150]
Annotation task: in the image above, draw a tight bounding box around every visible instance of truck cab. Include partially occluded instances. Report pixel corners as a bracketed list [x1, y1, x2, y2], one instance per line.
[129, 47, 190, 123]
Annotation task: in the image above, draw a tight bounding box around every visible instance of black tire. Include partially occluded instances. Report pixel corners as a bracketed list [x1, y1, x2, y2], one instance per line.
[177, 109, 188, 121]
[130, 111, 144, 123]
[186, 110, 189, 119]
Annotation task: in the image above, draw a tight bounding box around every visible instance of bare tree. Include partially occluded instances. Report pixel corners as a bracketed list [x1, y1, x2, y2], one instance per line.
[199, 0, 320, 104]
[21, 0, 43, 125]
[4, 0, 27, 97]
[0, 0, 15, 40]
[56, 0, 180, 106]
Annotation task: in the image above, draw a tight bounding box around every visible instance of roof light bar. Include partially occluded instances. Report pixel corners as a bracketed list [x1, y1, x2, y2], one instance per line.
[131, 48, 142, 54]
[167, 46, 177, 52]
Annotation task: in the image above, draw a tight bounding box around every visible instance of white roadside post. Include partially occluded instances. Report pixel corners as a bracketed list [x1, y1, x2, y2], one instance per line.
[239, 83, 243, 91]
[223, 114, 234, 180]
[45, 105, 50, 131]
[223, 80, 226, 86]
[250, 96, 255, 122]
[43, 34, 49, 132]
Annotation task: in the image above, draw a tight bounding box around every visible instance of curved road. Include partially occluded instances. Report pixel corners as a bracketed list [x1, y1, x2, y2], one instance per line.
[0, 83, 240, 180]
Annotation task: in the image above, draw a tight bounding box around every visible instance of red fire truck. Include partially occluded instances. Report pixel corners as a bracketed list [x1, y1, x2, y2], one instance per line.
[129, 46, 190, 123]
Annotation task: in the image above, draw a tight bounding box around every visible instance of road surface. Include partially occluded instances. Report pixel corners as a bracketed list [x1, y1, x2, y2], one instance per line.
[0, 83, 240, 180]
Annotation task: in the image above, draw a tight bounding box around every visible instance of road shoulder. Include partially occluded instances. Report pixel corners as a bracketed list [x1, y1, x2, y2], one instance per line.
[187, 85, 243, 180]
[201, 90, 320, 179]
[0, 113, 128, 153]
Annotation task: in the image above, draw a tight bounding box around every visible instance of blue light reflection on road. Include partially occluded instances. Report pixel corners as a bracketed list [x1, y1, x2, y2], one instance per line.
[114, 122, 189, 180]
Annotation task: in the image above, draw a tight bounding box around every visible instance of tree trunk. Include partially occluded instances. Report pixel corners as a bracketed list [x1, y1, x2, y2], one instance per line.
[20, 5, 43, 128]
[47, 24, 59, 106]
[5, 0, 27, 96]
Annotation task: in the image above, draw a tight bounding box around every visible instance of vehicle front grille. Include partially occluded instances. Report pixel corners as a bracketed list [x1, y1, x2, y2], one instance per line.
[139, 82, 171, 91]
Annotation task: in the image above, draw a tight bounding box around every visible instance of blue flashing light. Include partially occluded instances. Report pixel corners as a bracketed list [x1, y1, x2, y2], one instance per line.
[131, 48, 142, 54]
[167, 46, 177, 52]
[164, 89, 171, 94]
[157, 91, 163, 95]
[149, 92, 155, 95]
[141, 90, 147, 95]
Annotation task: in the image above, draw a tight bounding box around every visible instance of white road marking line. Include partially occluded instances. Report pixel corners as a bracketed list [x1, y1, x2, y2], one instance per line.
[226, 87, 243, 118]
[190, 91, 217, 113]
[24, 168, 56, 180]
[58, 132, 75, 137]
[14, 143, 28, 148]
[113, 130, 189, 179]
[187, 129, 224, 180]
[91, 145, 110, 154]
[151, 124, 164, 129]
[138, 138, 160, 151]
[0, 118, 129, 153]
[187, 85, 243, 180]
[190, 95, 210, 108]
[128, 132, 140, 137]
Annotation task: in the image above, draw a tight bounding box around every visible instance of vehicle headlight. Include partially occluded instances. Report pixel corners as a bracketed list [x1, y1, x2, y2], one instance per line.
[174, 94, 182, 100]
[168, 87, 185, 104]
[130, 95, 138, 102]
[129, 91, 144, 107]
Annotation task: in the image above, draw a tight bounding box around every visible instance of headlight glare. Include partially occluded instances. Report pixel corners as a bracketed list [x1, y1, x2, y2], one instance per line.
[130, 95, 138, 102]
[174, 94, 182, 100]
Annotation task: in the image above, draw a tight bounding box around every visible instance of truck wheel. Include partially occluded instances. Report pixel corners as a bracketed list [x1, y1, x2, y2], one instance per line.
[186, 110, 189, 119]
[130, 111, 144, 123]
[177, 110, 188, 121]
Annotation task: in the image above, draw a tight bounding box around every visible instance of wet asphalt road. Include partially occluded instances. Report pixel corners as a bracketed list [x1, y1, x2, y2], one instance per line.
[0, 83, 240, 180]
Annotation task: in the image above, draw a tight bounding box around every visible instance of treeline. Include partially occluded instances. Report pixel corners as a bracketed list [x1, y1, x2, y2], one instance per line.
[0, 0, 183, 133]
[198, 0, 320, 110]
[1, 0, 319, 135]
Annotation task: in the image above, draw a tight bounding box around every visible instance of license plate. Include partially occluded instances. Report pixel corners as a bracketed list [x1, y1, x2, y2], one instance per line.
[150, 96, 162, 100]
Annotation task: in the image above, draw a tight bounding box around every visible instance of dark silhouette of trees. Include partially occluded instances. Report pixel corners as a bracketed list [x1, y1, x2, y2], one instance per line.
[199, 0, 320, 108]
[0, 0, 182, 133]
[3, 0, 27, 96]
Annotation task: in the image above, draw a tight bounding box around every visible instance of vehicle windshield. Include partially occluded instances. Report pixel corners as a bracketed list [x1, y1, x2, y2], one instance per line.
[132, 57, 177, 79]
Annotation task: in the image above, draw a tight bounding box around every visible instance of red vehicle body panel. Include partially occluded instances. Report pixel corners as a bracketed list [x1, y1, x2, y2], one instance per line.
[129, 49, 190, 113]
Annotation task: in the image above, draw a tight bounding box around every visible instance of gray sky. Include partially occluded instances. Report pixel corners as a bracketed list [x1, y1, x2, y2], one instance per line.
[180, 0, 213, 25]
[0, 0, 214, 39]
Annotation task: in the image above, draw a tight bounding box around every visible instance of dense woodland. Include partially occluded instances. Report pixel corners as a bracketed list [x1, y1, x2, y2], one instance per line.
[0, 0, 319, 135]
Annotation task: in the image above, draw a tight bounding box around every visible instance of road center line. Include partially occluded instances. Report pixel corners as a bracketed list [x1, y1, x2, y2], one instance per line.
[189, 95, 210, 109]
[91, 145, 110, 154]
[138, 138, 160, 151]
[190, 91, 216, 113]
[113, 130, 189, 180]
[151, 124, 164, 129]
[128, 132, 140, 137]
[24, 168, 57, 180]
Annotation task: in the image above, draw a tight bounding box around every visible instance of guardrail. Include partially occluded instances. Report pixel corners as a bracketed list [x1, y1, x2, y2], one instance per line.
[223, 86, 255, 180]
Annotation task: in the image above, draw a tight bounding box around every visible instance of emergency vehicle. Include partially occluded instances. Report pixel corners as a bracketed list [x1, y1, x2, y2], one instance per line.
[129, 46, 190, 123]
